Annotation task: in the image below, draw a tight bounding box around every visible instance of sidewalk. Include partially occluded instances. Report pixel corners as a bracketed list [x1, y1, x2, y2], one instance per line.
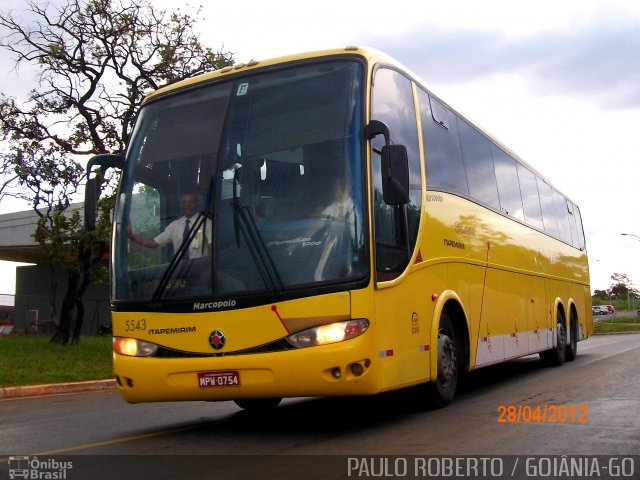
[0, 379, 116, 400]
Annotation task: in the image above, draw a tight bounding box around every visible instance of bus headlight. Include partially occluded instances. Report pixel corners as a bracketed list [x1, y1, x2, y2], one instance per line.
[286, 319, 369, 348]
[113, 337, 159, 357]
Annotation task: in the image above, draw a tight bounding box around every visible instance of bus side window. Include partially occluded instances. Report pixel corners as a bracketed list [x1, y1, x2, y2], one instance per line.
[573, 204, 586, 250]
[492, 145, 524, 221]
[537, 178, 559, 238]
[419, 90, 469, 198]
[517, 163, 544, 231]
[567, 201, 580, 248]
[554, 190, 573, 245]
[457, 116, 499, 210]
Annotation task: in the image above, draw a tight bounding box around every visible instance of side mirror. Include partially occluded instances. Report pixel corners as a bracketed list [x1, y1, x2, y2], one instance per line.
[84, 154, 124, 231]
[366, 120, 410, 206]
[84, 177, 98, 231]
[381, 145, 410, 206]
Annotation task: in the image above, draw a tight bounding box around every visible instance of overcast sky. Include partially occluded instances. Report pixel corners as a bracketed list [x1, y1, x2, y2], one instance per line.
[0, 0, 639, 296]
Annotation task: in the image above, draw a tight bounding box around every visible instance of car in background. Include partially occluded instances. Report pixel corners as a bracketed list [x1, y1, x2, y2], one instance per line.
[604, 304, 615, 313]
[592, 305, 610, 315]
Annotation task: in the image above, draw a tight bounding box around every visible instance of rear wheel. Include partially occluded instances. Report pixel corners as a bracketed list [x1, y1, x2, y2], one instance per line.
[427, 312, 460, 408]
[540, 315, 566, 366]
[234, 398, 282, 411]
[565, 311, 578, 362]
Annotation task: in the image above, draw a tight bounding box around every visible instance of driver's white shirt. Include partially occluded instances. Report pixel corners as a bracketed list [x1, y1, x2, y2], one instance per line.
[154, 214, 212, 259]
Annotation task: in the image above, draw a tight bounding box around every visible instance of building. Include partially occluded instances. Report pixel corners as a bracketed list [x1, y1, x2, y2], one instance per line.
[0, 205, 110, 335]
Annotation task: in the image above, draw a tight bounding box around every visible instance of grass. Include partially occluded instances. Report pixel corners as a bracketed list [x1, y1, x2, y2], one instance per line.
[0, 335, 113, 388]
[594, 319, 640, 334]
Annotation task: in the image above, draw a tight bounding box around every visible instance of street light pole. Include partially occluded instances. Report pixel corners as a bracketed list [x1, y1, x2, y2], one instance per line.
[620, 233, 640, 311]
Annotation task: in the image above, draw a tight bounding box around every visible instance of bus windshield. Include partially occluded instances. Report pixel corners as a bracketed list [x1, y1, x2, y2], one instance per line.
[113, 60, 366, 304]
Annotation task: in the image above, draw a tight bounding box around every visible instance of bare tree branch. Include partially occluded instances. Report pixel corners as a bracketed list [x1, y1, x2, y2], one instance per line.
[0, 0, 234, 344]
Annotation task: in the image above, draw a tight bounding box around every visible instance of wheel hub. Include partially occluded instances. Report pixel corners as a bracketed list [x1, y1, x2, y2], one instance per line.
[557, 323, 567, 350]
[437, 329, 457, 386]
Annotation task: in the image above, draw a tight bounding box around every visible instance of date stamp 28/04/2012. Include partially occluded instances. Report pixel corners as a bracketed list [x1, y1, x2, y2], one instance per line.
[498, 404, 588, 424]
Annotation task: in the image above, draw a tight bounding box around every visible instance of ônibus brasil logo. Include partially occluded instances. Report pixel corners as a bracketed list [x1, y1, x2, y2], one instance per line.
[8, 456, 73, 479]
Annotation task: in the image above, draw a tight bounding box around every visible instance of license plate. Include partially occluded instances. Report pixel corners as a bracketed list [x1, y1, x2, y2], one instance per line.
[198, 370, 240, 388]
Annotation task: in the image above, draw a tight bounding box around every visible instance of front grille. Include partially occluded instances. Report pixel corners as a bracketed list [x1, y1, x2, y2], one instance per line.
[154, 337, 295, 358]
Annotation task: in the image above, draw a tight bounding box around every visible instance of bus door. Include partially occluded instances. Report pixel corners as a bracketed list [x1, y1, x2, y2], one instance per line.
[370, 67, 424, 387]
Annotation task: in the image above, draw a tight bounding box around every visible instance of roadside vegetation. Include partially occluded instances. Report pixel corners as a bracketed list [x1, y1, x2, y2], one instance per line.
[0, 335, 112, 388]
[591, 298, 639, 311]
[593, 313, 640, 334]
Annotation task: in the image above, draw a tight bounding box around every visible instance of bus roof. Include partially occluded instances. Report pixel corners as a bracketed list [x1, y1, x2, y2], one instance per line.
[144, 46, 576, 206]
[144, 46, 379, 101]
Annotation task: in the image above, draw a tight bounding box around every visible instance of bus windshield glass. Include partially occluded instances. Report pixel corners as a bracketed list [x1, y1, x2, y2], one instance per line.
[113, 60, 366, 303]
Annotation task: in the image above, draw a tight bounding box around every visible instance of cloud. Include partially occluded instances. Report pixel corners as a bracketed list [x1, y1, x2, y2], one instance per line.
[363, 16, 640, 110]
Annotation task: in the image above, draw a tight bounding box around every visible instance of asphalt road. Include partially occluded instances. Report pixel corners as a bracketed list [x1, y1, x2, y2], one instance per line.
[1, 333, 639, 479]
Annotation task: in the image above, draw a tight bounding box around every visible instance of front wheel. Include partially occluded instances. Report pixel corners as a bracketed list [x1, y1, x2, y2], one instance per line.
[427, 312, 460, 408]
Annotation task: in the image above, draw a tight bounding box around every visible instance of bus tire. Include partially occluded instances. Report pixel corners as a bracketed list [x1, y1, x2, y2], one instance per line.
[565, 311, 578, 362]
[427, 312, 460, 408]
[234, 398, 282, 411]
[540, 317, 566, 367]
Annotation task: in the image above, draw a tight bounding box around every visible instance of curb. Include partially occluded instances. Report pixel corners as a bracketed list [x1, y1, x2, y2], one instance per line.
[0, 379, 117, 400]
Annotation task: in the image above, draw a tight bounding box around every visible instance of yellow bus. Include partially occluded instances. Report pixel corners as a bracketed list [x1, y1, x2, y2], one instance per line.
[86, 47, 591, 409]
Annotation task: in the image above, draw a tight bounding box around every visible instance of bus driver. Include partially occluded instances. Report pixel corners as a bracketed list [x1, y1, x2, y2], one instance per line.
[127, 192, 212, 259]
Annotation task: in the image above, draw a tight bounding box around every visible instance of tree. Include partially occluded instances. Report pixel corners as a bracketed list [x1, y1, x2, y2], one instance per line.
[609, 273, 640, 299]
[0, 152, 20, 202]
[592, 289, 609, 300]
[0, 0, 234, 344]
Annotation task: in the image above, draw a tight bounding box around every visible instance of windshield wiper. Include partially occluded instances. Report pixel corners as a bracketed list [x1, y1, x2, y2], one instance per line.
[230, 164, 283, 292]
[151, 212, 207, 304]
